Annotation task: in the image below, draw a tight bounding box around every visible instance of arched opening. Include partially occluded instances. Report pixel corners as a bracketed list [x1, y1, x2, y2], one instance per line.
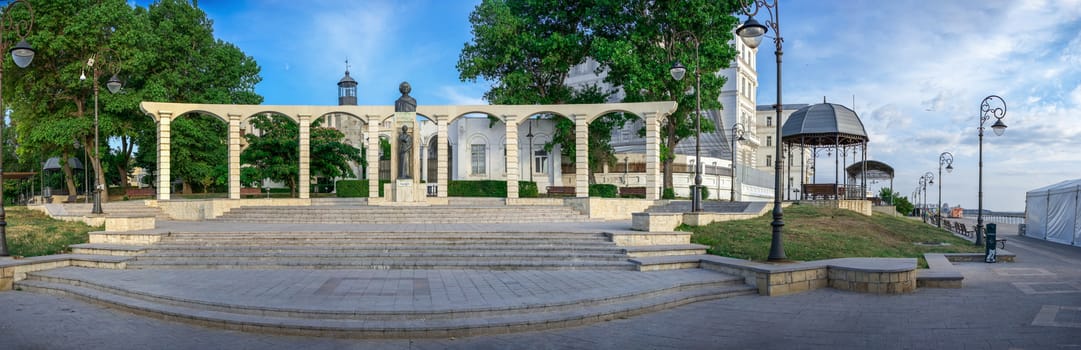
[313, 112, 367, 195]
[169, 112, 228, 196]
[240, 112, 301, 198]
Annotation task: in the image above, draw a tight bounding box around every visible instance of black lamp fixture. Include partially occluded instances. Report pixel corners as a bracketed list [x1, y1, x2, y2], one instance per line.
[669, 30, 703, 212]
[737, 0, 786, 261]
[80, 50, 123, 215]
[976, 95, 1006, 246]
[0, 0, 35, 258]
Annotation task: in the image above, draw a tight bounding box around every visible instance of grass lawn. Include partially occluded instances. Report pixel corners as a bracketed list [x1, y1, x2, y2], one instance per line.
[3, 206, 98, 258]
[687, 204, 983, 266]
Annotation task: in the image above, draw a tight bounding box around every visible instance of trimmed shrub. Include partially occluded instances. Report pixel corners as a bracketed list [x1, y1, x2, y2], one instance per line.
[335, 180, 390, 197]
[518, 181, 539, 198]
[589, 184, 618, 198]
[449, 180, 507, 197]
[689, 185, 710, 200]
[662, 188, 676, 199]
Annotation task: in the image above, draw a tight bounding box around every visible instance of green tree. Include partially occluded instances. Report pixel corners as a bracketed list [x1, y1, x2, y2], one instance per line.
[590, 0, 740, 191]
[878, 187, 899, 205]
[309, 119, 364, 180]
[894, 196, 915, 216]
[241, 115, 362, 197]
[459, 0, 630, 178]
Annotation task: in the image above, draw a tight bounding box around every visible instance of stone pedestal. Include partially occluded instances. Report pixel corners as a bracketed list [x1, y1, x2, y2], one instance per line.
[394, 179, 415, 202]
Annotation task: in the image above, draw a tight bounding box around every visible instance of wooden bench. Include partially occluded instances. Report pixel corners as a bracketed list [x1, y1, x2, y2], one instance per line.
[545, 186, 576, 196]
[125, 187, 155, 199]
[619, 186, 646, 198]
[240, 187, 263, 198]
[956, 223, 975, 238]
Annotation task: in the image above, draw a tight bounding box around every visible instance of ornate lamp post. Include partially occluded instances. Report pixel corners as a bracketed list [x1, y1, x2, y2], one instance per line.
[976, 95, 1006, 246]
[919, 172, 934, 223]
[526, 119, 534, 182]
[937, 152, 953, 228]
[737, 0, 786, 260]
[80, 50, 123, 215]
[730, 123, 745, 201]
[669, 31, 703, 212]
[0, 0, 35, 258]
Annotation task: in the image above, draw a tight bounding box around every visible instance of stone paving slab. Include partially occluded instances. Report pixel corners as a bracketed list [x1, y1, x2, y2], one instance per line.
[27, 268, 732, 314]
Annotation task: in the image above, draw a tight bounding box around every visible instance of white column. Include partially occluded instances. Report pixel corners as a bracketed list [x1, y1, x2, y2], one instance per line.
[574, 114, 589, 198]
[504, 115, 519, 199]
[436, 115, 449, 198]
[298, 114, 311, 199]
[228, 114, 241, 199]
[156, 112, 172, 201]
[366, 116, 381, 198]
[645, 112, 661, 200]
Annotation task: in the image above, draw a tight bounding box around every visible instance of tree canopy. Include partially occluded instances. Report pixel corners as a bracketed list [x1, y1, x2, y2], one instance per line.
[458, 0, 741, 189]
[3, 0, 262, 199]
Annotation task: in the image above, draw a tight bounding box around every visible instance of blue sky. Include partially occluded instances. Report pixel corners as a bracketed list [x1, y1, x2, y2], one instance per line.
[142, 0, 1080, 212]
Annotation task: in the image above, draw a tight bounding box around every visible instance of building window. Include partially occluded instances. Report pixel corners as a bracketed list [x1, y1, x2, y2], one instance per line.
[766, 155, 772, 167]
[766, 136, 772, 147]
[471, 144, 486, 175]
[766, 116, 772, 127]
[534, 149, 548, 173]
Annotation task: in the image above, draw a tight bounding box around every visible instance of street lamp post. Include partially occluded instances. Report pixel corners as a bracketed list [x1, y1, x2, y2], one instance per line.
[0, 0, 35, 258]
[937, 152, 953, 228]
[526, 119, 534, 182]
[80, 51, 123, 215]
[976, 95, 1007, 246]
[669, 31, 703, 212]
[737, 0, 786, 261]
[730, 123, 745, 201]
[920, 172, 933, 223]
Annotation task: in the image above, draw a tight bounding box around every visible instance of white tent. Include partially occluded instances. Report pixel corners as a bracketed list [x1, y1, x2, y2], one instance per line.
[1025, 179, 1081, 247]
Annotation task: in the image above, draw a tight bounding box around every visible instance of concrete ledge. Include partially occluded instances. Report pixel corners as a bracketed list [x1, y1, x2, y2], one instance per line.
[606, 231, 691, 246]
[105, 215, 156, 232]
[90, 231, 168, 245]
[623, 244, 708, 258]
[917, 253, 963, 288]
[70, 244, 148, 256]
[942, 250, 1015, 263]
[0, 254, 130, 290]
[697, 255, 917, 296]
[681, 212, 759, 226]
[567, 198, 657, 220]
[631, 212, 682, 232]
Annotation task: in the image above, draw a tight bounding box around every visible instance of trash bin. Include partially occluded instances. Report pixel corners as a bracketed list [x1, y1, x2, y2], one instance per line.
[985, 223, 997, 263]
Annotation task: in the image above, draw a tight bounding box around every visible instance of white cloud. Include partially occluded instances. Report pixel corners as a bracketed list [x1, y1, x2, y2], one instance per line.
[438, 86, 486, 105]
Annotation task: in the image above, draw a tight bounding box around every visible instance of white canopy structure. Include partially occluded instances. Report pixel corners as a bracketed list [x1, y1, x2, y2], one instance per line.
[1025, 179, 1081, 246]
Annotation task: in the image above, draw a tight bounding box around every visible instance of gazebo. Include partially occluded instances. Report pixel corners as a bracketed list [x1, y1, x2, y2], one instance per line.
[845, 160, 894, 203]
[780, 102, 869, 200]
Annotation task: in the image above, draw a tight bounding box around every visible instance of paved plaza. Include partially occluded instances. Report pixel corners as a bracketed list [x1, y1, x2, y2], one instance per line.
[1, 218, 1079, 349]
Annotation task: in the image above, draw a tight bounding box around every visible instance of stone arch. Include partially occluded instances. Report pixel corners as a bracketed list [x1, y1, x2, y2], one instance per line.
[168, 111, 229, 195]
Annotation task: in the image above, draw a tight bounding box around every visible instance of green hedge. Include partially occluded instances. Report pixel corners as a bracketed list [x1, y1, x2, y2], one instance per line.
[448, 180, 506, 197]
[335, 180, 389, 197]
[589, 184, 618, 198]
[662, 188, 676, 199]
[519, 181, 539, 198]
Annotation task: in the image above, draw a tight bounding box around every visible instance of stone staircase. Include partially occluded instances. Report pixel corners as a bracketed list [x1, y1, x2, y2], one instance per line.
[119, 230, 636, 271]
[56, 201, 171, 220]
[211, 205, 594, 224]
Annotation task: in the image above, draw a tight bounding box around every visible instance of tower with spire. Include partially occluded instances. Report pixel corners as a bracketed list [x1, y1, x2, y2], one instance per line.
[338, 59, 357, 105]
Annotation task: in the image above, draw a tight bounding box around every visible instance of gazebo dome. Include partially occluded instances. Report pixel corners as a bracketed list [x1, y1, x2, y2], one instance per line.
[781, 103, 868, 145]
[338, 70, 356, 85]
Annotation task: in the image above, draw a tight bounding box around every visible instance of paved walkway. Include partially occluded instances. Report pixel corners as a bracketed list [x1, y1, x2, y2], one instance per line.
[1, 220, 1080, 349]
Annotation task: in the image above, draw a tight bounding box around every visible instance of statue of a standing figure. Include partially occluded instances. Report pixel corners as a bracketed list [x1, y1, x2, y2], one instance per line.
[395, 82, 416, 112]
[398, 125, 412, 179]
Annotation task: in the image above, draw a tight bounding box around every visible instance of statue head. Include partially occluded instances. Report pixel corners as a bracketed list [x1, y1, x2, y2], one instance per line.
[401, 124, 408, 133]
[399, 81, 412, 95]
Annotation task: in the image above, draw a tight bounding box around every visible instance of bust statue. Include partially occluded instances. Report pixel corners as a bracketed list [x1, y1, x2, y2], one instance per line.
[394, 82, 416, 112]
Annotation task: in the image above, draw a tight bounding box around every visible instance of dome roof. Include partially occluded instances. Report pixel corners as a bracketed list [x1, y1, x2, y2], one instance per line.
[338, 70, 356, 85]
[781, 103, 868, 145]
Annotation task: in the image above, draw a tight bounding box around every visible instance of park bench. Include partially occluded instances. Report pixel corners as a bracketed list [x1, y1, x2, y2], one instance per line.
[545, 186, 575, 197]
[125, 187, 155, 199]
[957, 223, 975, 238]
[240, 187, 263, 198]
[619, 186, 647, 197]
